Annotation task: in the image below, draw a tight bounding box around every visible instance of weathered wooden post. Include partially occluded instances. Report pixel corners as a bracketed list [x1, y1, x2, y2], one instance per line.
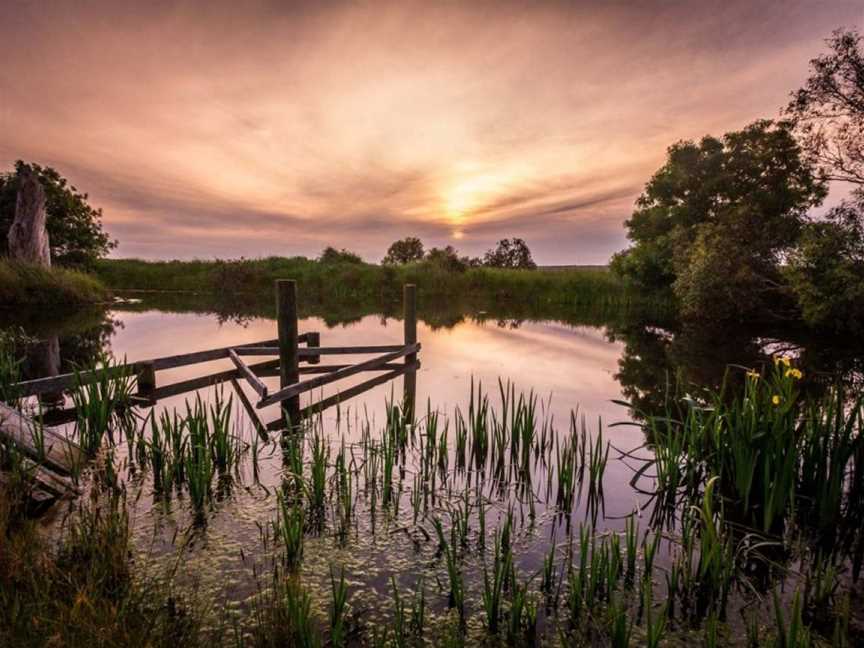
[277, 280, 300, 426]
[403, 284, 417, 418]
[136, 361, 156, 405]
[306, 331, 321, 365]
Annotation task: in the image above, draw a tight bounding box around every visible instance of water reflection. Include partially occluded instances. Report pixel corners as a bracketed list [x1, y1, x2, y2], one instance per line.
[2, 296, 862, 424]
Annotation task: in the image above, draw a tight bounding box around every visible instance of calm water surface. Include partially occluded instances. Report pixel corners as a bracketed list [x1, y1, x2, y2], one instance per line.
[5, 298, 861, 641]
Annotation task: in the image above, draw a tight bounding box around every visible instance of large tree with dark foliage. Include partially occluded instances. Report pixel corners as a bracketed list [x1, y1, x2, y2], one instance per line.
[611, 120, 826, 321]
[483, 238, 536, 269]
[0, 161, 116, 267]
[382, 237, 424, 264]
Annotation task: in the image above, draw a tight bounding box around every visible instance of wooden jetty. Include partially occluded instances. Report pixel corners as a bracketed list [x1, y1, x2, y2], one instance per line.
[0, 281, 421, 501]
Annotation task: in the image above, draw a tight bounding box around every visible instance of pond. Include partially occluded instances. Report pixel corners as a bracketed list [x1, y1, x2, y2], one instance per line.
[3, 295, 862, 644]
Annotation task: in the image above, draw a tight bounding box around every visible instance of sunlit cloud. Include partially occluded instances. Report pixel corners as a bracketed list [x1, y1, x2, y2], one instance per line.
[0, 0, 860, 263]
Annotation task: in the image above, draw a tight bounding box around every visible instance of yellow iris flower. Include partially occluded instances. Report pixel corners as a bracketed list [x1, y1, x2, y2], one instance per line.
[772, 395, 781, 405]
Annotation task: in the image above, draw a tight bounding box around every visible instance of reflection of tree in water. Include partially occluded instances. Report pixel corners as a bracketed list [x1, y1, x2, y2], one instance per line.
[607, 317, 864, 421]
[0, 306, 120, 379]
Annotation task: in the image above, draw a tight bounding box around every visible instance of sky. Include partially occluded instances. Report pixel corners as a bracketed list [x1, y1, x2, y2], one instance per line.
[1, 1, 862, 264]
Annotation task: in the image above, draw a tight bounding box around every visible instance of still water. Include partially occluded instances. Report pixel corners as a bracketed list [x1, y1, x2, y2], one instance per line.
[5, 297, 861, 641]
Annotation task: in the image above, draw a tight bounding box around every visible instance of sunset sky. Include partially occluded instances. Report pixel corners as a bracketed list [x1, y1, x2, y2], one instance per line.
[1, 1, 861, 264]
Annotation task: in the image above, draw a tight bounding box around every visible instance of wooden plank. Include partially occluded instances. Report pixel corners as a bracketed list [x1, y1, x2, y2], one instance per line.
[251, 361, 419, 378]
[0, 402, 84, 475]
[14, 337, 285, 397]
[306, 331, 321, 365]
[229, 378, 268, 441]
[257, 343, 420, 409]
[236, 344, 408, 357]
[266, 364, 417, 430]
[229, 349, 268, 398]
[143, 359, 280, 401]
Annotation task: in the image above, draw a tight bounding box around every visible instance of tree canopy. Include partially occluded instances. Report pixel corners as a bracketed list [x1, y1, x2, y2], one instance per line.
[786, 199, 864, 335]
[483, 238, 537, 269]
[611, 120, 827, 321]
[382, 237, 424, 264]
[786, 29, 864, 190]
[0, 161, 116, 267]
[318, 247, 364, 265]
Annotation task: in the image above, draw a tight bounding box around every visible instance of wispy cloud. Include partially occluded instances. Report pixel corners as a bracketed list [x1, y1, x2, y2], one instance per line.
[1, 0, 860, 263]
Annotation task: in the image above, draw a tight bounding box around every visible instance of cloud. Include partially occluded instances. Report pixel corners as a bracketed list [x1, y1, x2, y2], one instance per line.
[1, 0, 861, 263]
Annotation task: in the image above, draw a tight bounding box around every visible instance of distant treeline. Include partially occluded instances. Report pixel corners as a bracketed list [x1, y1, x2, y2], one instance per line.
[93, 255, 662, 313]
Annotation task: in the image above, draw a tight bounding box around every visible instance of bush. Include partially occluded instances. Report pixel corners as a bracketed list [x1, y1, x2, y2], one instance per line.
[318, 247, 364, 265]
[0, 260, 108, 305]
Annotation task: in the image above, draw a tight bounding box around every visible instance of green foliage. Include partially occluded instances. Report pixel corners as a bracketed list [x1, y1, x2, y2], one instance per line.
[786, 200, 864, 335]
[382, 237, 424, 264]
[424, 245, 468, 272]
[612, 121, 826, 321]
[0, 161, 116, 267]
[483, 238, 536, 269]
[318, 246, 364, 265]
[0, 259, 108, 305]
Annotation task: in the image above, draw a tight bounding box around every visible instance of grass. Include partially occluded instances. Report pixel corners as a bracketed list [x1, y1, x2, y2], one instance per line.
[94, 256, 654, 310]
[0, 259, 108, 305]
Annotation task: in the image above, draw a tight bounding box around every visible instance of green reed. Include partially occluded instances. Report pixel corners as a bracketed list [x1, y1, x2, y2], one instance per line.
[434, 517, 465, 624]
[329, 565, 348, 648]
[274, 490, 304, 569]
[72, 356, 135, 455]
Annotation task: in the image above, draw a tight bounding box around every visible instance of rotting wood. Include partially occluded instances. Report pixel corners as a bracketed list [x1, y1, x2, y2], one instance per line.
[228, 349, 268, 398]
[0, 402, 83, 476]
[257, 343, 420, 409]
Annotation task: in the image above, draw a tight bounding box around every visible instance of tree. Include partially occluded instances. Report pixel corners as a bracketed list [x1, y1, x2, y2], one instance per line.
[483, 238, 537, 269]
[611, 120, 826, 321]
[786, 199, 864, 335]
[785, 29, 864, 190]
[0, 161, 116, 267]
[424, 245, 467, 272]
[382, 237, 424, 264]
[318, 246, 364, 264]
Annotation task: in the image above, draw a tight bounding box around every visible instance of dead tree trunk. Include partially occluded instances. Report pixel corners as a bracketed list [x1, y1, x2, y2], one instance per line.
[8, 169, 50, 266]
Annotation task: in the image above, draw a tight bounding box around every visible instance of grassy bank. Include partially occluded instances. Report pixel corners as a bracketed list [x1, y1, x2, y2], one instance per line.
[95, 257, 658, 310]
[0, 260, 109, 305]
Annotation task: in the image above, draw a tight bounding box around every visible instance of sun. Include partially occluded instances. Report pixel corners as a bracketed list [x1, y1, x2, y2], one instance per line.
[442, 165, 526, 229]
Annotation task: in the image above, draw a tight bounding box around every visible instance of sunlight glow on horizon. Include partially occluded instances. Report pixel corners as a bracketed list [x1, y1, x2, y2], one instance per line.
[0, 1, 860, 263]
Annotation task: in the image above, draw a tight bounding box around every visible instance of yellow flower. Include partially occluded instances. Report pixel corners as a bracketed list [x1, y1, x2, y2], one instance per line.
[746, 370, 760, 380]
[785, 368, 803, 380]
[772, 395, 781, 405]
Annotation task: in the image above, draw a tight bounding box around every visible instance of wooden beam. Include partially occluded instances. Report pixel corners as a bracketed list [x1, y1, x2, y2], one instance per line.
[228, 349, 268, 398]
[403, 284, 417, 418]
[13, 337, 284, 397]
[265, 363, 418, 430]
[277, 279, 300, 424]
[229, 378, 268, 441]
[234, 344, 409, 357]
[257, 343, 420, 409]
[249, 361, 420, 378]
[142, 359, 279, 401]
[0, 402, 84, 476]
